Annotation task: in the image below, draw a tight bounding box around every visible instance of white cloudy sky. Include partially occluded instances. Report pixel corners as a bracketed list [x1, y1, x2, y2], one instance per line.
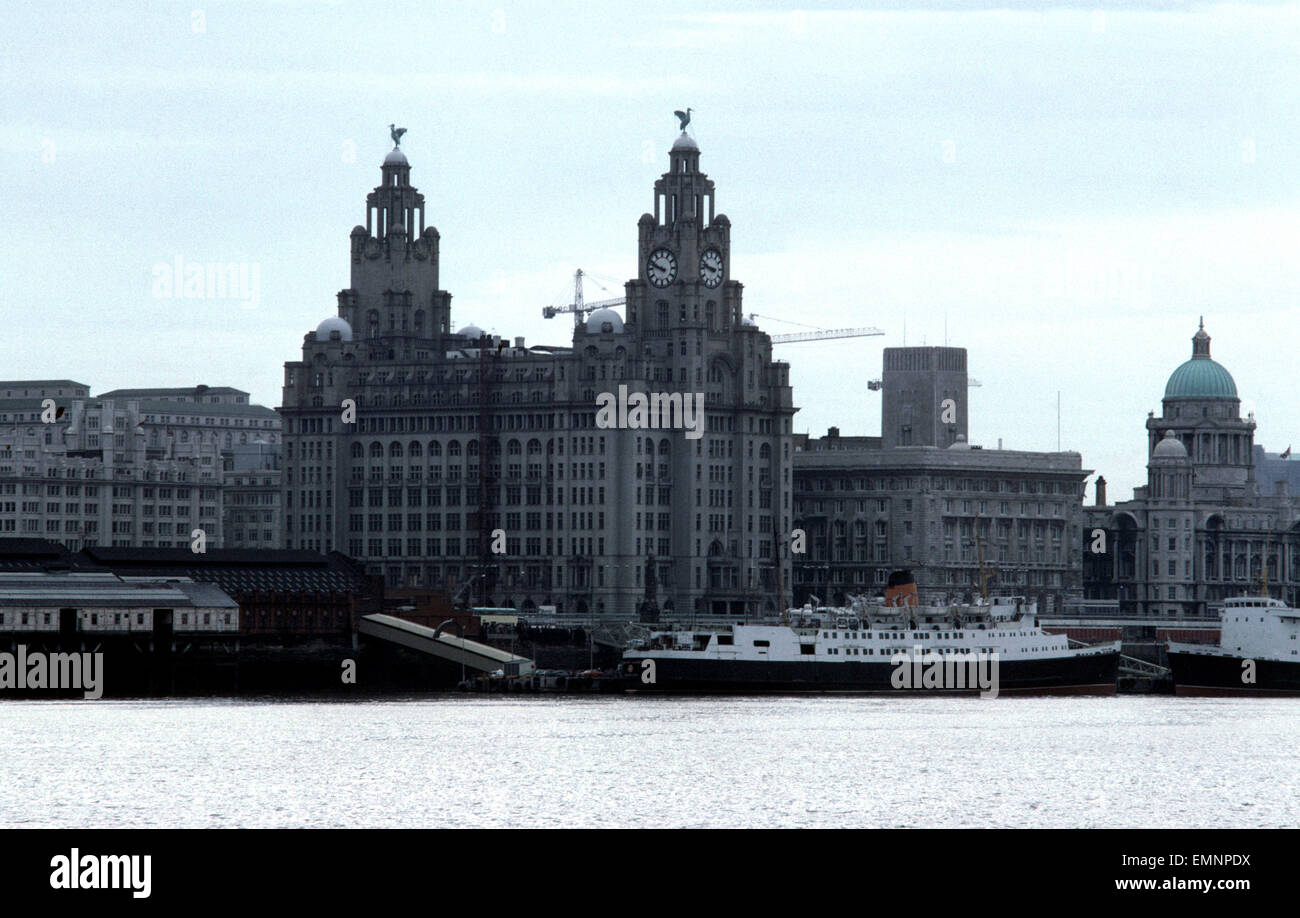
[2, 0, 1297, 499]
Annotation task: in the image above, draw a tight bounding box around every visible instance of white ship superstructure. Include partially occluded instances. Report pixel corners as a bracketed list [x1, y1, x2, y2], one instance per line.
[1167, 595, 1300, 695]
[623, 572, 1120, 694]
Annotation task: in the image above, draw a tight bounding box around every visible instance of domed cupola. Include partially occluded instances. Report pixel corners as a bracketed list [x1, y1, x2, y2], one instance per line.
[1164, 318, 1237, 400]
[671, 131, 699, 153]
[1151, 429, 1189, 460]
[315, 316, 354, 342]
[1148, 431, 1192, 501]
[1147, 320, 1255, 501]
[585, 307, 624, 335]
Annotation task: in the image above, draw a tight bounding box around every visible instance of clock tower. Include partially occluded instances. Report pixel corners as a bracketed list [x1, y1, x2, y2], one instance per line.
[606, 124, 795, 616]
[625, 130, 741, 334]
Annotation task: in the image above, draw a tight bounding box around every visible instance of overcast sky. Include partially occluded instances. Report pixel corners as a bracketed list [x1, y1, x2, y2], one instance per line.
[2, 0, 1296, 499]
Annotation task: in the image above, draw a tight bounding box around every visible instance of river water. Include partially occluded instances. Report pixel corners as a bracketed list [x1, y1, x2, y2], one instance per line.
[0, 696, 1294, 828]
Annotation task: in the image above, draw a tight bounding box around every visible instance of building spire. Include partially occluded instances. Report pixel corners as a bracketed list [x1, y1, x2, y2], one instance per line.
[1192, 318, 1211, 359]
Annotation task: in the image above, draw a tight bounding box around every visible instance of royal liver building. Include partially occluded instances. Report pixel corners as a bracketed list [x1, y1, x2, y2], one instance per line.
[280, 126, 795, 617]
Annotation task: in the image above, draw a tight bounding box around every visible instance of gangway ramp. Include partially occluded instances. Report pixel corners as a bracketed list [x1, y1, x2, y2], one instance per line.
[359, 614, 534, 675]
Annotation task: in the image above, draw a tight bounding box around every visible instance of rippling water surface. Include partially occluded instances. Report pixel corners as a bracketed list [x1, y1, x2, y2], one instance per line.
[1, 696, 1295, 828]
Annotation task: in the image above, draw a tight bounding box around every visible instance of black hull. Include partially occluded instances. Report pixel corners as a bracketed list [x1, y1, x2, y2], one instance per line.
[1168, 650, 1300, 696]
[622, 651, 1120, 695]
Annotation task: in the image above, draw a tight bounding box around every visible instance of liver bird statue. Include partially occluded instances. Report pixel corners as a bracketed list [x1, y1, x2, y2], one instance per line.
[389, 123, 407, 148]
[674, 108, 692, 131]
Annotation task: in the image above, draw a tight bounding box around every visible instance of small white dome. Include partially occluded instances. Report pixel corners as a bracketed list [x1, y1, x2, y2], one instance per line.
[741, 316, 757, 327]
[948, 434, 973, 450]
[1152, 429, 1189, 459]
[315, 316, 353, 342]
[671, 132, 699, 152]
[585, 308, 624, 334]
[384, 148, 408, 166]
[457, 324, 486, 339]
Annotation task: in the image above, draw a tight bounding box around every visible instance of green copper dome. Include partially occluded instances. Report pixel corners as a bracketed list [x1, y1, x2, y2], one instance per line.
[1163, 320, 1237, 399]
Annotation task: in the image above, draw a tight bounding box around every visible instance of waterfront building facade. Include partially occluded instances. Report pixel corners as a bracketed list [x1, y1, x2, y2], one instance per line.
[0, 382, 280, 550]
[1083, 322, 1300, 617]
[222, 442, 283, 550]
[0, 570, 238, 637]
[792, 347, 1090, 612]
[280, 130, 795, 616]
[794, 431, 1089, 612]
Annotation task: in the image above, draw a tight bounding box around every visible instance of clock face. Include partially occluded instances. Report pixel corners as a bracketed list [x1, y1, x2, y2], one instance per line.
[647, 248, 678, 287]
[700, 249, 723, 288]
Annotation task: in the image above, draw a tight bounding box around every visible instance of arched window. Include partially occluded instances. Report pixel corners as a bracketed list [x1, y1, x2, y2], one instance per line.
[428, 440, 442, 457]
[350, 442, 363, 459]
[369, 442, 384, 458]
[447, 440, 462, 457]
[389, 441, 403, 458]
[408, 441, 423, 457]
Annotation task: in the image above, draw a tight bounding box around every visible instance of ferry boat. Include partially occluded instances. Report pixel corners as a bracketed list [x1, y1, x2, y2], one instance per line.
[1166, 595, 1300, 696]
[621, 571, 1120, 695]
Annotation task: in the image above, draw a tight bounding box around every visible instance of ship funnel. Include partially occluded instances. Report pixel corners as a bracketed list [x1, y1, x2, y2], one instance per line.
[884, 569, 919, 607]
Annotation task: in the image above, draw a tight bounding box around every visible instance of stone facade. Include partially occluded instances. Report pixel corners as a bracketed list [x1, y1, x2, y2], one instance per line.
[794, 431, 1088, 612]
[1083, 322, 1300, 617]
[0, 382, 279, 549]
[880, 347, 968, 449]
[793, 346, 1089, 612]
[279, 131, 795, 617]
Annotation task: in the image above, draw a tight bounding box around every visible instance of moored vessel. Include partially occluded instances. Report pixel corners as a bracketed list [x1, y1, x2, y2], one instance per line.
[1167, 595, 1300, 696]
[621, 570, 1120, 695]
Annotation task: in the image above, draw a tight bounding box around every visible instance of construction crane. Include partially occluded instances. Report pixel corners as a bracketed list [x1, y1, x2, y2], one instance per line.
[769, 327, 883, 344]
[542, 269, 625, 325]
[541, 277, 885, 346]
[869, 378, 982, 389]
[745, 313, 882, 345]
